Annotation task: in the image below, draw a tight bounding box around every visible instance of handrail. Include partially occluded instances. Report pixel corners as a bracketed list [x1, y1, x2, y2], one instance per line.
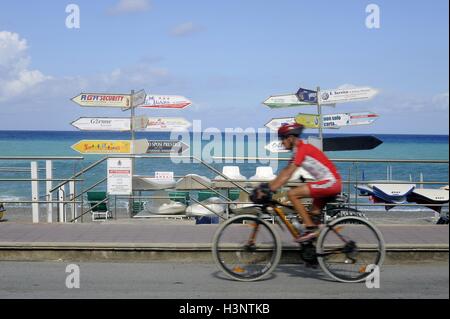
[0, 178, 83, 182]
[49, 157, 108, 193]
[71, 177, 107, 201]
[212, 156, 449, 164]
[70, 198, 108, 223]
[0, 156, 84, 160]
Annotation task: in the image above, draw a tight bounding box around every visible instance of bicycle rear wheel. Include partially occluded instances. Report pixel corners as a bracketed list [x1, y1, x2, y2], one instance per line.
[316, 216, 385, 283]
[212, 214, 281, 282]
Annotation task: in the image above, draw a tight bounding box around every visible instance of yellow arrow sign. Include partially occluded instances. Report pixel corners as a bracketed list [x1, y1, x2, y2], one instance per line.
[295, 113, 321, 128]
[71, 139, 149, 154]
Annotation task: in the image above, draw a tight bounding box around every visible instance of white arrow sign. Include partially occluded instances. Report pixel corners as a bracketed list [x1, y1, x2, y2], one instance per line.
[319, 87, 378, 104]
[71, 117, 132, 131]
[264, 141, 289, 153]
[264, 117, 297, 131]
[71, 116, 149, 131]
[144, 117, 192, 131]
[263, 94, 335, 109]
[71, 93, 131, 108]
[140, 95, 192, 109]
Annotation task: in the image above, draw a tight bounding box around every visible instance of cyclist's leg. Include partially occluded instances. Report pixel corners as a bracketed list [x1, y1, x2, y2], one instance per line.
[310, 198, 326, 224]
[287, 185, 315, 227]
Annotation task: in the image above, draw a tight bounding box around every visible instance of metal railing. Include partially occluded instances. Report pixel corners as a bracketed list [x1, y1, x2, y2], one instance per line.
[1, 155, 448, 223]
[0, 156, 84, 223]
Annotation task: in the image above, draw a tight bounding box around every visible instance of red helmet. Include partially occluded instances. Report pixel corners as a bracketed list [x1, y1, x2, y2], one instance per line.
[278, 123, 304, 138]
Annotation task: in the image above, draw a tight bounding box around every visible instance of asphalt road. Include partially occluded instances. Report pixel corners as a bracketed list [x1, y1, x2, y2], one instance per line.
[0, 261, 448, 299]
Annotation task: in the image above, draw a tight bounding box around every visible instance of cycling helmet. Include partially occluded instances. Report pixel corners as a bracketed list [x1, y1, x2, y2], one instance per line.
[277, 123, 304, 138]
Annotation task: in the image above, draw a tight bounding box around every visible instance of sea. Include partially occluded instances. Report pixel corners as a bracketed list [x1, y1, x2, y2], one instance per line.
[0, 131, 448, 213]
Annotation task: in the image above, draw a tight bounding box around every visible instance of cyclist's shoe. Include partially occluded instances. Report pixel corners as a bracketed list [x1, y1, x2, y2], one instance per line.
[311, 213, 323, 226]
[294, 229, 318, 243]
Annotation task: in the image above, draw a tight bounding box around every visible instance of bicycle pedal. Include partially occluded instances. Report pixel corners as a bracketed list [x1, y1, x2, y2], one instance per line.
[233, 266, 246, 273]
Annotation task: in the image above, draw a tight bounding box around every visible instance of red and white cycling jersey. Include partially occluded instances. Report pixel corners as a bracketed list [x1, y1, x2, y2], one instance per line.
[291, 140, 341, 182]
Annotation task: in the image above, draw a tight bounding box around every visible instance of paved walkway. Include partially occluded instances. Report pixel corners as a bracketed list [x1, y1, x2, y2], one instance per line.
[0, 221, 448, 248]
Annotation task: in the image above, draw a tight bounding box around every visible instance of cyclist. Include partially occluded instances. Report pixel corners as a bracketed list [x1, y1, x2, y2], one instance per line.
[252, 123, 342, 242]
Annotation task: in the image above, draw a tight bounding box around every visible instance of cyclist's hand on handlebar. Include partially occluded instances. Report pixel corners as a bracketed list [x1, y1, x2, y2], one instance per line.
[250, 183, 274, 204]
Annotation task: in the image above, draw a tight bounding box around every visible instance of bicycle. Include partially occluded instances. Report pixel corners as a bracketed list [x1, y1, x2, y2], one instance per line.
[212, 197, 385, 282]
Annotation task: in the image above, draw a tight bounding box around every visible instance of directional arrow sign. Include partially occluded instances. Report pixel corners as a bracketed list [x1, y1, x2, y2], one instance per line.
[145, 117, 192, 131]
[323, 136, 383, 151]
[71, 117, 132, 131]
[71, 116, 149, 131]
[265, 136, 383, 153]
[296, 112, 379, 129]
[71, 93, 131, 108]
[296, 87, 318, 103]
[264, 117, 297, 131]
[132, 115, 149, 130]
[263, 94, 335, 109]
[140, 95, 192, 109]
[147, 140, 190, 154]
[263, 94, 316, 109]
[131, 89, 146, 107]
[264, 140, 289, 153]
[71, 139, 149, 154]
[319, 87, 378, 104]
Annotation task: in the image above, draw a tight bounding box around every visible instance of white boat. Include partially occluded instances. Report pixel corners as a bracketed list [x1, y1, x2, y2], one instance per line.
[407, 188, 449, 213]
[185, 197, 226, 217]
[132, 175, 176, 190]
[356, 181, 416, 210]
[176, 174, 214, 190]
[137, 201, 187, 216]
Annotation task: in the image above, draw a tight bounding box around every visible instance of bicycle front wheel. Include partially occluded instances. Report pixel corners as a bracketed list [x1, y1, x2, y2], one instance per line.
[316, 216, 385, 283]
[212, 214, 282, 282]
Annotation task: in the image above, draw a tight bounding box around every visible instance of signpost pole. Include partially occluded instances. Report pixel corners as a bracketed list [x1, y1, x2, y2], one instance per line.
[316, 86, 323, 150]
[129, 90, 135, 218]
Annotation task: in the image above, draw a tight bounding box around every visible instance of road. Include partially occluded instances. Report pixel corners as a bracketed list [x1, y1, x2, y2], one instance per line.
[0, 261, 448, 299]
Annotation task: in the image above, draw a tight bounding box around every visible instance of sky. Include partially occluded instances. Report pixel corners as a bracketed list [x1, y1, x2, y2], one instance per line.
[0, 0, 448, 134]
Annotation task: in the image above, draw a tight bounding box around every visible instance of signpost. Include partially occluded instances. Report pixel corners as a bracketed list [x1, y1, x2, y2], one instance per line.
[71, 117, 132, 131]
[296, 111, 379, 128]
[131, 89, 146, 107]
[71, 139, 149, 154]
[264, 117, 297, 131]
[107, 158, 132, 195]
[145, 117, 192, 131]
[265, 112, 378, 130]
[140, 95, 192, 109]
[265, 136, 383, 153]
[264, 85, 379, 150]
[71, 93, 131, 108]
[146, 140, 190, 154]
[319, 87, 378, 104]
[322, 136, 383, 151]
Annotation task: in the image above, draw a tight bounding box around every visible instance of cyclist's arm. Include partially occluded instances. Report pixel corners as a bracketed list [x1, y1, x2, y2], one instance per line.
[269, 162, 298, 192]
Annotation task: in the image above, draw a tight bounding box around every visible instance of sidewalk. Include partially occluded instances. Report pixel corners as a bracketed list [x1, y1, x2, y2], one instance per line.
[0, 221, 448, 263]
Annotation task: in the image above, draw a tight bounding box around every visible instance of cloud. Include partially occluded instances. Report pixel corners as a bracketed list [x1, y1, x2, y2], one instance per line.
[170, 22, 203, 37]
[370, 91, 449, 114]
[0, 31, 51, 103]
[108, 0, 151, 15]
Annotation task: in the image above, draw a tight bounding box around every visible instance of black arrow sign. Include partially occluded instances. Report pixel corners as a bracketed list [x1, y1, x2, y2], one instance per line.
[323, 136, 383, 151]
[146, 140, 190, 154]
